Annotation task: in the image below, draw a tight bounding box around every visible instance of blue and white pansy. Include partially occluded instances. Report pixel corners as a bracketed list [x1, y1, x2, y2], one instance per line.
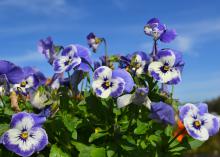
[11, 67, 46, 95]
[148, 49, 183, 85]
[144, 18, 177, 43]
[92, 66, 134, 98]
[53, 45, 81, 73]
[53, 44, 92, 73]
[117, 87, 151, 109]
[120, 51, 151, 75]
[1, 112, 48, 157]
[179, 103, 220, 141]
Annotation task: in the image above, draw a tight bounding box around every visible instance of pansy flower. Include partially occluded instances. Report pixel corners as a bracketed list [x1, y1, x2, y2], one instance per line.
[119, 51, 151, 75]
[150, 101, 175, 125]
[1, 112, 48, 157]
[53, 44, 92, 73]
[148, 49, 184, 85]
[87, 32, 102, 52]
[11, 67, 46, 95]
[92, 66, 134, 98]
[144, 18, 177, 43]
[117, 87, 151, 109]
[38, 37, 57, 65]
[0, 60, 24, 85]
[179, 103, 220, 141]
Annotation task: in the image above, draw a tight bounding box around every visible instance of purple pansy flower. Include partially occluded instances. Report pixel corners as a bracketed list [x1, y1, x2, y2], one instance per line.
[11, 67, 46, 95]
[92, 66, 134, 98]
[53, 44, 92, 73]
[38, 37, 57, 65]
[1, 112, 48, 157]
[150, 101, 175, 125]
[119, 51, 151, 75]
[87, 32, 102, 52]
[144, 18, 177, 43]
[0, 60, 24, 85]
[148, 49, 184, 85]
[179, 103, 220, 141]
[117, 87, 151, 109]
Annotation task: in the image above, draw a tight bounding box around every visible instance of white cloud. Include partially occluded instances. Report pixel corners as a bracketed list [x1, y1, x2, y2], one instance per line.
[0, 0, 85, 17]
[1, 51, 45, 64]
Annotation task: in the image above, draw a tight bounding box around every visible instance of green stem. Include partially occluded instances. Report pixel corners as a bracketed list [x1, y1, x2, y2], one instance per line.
[102, 38, 108, 66]
[0, 95, 6, 109]
[67, 72, 73, 95]
[152, 40, 158, 57]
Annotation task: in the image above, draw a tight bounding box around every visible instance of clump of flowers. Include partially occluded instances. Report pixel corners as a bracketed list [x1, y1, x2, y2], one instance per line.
[0, 18, 219, 157]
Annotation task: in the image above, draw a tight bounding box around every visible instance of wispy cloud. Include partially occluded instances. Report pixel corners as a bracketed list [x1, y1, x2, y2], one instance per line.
[0, 51, 44, 64]
[0, 0, 86, 18]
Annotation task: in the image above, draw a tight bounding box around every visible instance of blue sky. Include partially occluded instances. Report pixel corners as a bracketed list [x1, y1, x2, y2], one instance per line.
[0, 0, 220, 102]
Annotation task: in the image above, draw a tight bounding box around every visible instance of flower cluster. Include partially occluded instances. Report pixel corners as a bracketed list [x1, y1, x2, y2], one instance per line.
[0, 18, 219, 157]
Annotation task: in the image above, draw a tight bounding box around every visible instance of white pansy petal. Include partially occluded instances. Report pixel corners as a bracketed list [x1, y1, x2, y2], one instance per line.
[184, 116, 209, 141]
[148, 61, 164, 82]
[53, 56, 69, 73]
[160, 68, 180, 83]
[15, 116, 35, 131]
[6, 129, 21, 145]
[158, 50, 176, 67]
[26, 76, 35, 88]
[92, 79, 103, 90]
[93, 66, 112, 81]
[95, 87, 111, 98]
[202, 113, 220, 136]
[110, 77, 125, 97]
[117, 94, 133, 108]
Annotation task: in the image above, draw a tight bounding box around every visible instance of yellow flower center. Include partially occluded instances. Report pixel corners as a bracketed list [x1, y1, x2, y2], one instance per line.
[194, 121, 201, 127]
[163, 65, 170, 71]
[21, 131, 29, 140]
[105, 81, 110, 87]
[21, 81, 27, 87]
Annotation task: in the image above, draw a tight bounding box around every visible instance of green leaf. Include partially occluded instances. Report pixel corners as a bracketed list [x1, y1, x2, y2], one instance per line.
[0, 124, 9, 136]
[148, 135, 161, 147]
[164, 125, 173, 136]
[72, 130, 77, 140]
[169, 146, 186, 152]
[189, 139, 205, 150]
[72, 142, 106, 157]
[89, 132, 108, 143]
[91, 148, 106, 157]
[62, 113, 82, 132]
[49, 144, 70, 157]
[134, 120, 149, 135]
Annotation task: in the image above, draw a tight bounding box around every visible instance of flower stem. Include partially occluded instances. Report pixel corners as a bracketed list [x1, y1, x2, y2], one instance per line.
[102, 38, 108, 66]
[152, 40, 158, 58]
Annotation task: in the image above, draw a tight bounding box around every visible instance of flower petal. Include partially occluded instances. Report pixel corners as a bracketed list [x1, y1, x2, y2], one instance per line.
[0, 60, 24, 84]
[93, 66, 112, 81]
[184, 116, 209, 141]
[157, 49, 176, 67]
[179, 103, 199, 121]
[112, 68, 134, 93]
[202, 113, 220, 136]
[110, 77, 125, 97]
[2, 129, 35, 157]
[159, 29, 177, 43]
[117, 94, 133, 108]
[29, 127, 48, 152]
[10, 112, 34, 130]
